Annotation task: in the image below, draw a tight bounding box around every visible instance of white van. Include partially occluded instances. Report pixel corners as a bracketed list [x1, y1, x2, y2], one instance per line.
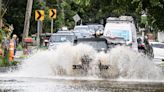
[103, 16, 138, 51]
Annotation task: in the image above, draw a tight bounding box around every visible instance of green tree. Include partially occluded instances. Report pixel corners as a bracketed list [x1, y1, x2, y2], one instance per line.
[3, 0, 164, 39]
[3, 0, 27, 38]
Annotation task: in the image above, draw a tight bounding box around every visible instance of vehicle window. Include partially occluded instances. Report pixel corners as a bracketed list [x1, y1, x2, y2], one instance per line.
[88, 25, 104, 34]
[88, 26, 98, 30]
[74, 27, 92, 38]
[151, 43, 164, 48]
[75, 27, 89, 34]
[110, 29, 130, 41]
[50, 35, 75, 42]
[74, 27, 88, 31]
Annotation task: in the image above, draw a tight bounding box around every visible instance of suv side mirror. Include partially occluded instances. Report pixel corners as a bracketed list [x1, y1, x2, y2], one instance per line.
[73, 39, 77, 45]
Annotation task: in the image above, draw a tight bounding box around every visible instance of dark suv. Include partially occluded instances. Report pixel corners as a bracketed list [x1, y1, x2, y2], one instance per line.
[72, 38, 109, 72]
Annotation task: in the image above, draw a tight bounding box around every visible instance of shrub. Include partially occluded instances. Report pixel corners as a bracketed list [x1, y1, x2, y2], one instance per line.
[17, 44, 23, 51]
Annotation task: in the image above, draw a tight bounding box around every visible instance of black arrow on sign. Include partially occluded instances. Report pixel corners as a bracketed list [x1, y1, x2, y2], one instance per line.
[37, 11, 42, 20]
[51, 9, 55, 18]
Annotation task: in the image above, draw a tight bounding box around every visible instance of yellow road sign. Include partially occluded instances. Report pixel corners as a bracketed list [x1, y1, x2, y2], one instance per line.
[49, 9, 57, 19]
[35, 10, 44, 21]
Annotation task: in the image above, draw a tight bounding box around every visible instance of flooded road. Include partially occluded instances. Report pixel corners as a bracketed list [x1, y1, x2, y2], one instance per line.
[0, 76, 164, 92]
[0, 44, 164, 92]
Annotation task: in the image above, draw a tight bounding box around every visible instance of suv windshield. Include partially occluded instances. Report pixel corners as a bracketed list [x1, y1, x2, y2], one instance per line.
[74, 27, 90, 34]
[74, 27, 88, 31]
[88, 25, 104, 31]
[50, 35, 75, 42]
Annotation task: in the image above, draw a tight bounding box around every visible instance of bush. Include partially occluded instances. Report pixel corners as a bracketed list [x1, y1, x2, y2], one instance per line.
[17, 44, 23, 51]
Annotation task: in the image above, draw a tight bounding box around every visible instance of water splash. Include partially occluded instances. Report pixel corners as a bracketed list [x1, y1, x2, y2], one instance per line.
[108, 46, 163, 79]
[12, 43, 163, 80]
[15, 43, 96, 77]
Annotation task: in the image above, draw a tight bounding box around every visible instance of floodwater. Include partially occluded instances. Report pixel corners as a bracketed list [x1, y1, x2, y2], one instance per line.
[0, 76, 164, 92]
[0, 43, 164, 92]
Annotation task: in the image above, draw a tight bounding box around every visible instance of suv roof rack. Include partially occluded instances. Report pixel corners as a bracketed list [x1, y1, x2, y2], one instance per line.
[106, 16, 134, 23]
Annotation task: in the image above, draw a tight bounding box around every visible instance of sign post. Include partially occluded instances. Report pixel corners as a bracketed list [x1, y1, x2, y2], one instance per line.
[35, 10, 44, 47]
[37, 20, 40, 47]
[51, 19, 54, 34]
[49, 9, 57, 34]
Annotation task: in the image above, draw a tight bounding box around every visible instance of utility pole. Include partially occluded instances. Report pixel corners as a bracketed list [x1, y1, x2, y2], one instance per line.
[23, 0, 33, 39]
[61, 0, 65, 26]
[62, 7, 65, 26]
[0, 0, 2, 28]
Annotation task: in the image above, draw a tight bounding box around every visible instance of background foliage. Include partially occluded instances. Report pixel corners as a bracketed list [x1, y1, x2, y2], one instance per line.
[2, 0, 164, 38]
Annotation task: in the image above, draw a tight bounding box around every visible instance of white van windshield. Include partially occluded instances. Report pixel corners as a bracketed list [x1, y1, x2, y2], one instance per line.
[110, 29, 130, 41]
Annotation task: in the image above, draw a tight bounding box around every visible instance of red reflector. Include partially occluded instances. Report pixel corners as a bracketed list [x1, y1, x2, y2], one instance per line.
[23, 38, 33, 43]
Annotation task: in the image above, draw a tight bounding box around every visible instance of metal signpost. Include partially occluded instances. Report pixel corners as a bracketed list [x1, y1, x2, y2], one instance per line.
[49, 9, 57, 34]
[35, 10, 44, 47]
